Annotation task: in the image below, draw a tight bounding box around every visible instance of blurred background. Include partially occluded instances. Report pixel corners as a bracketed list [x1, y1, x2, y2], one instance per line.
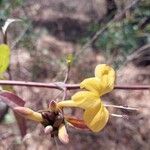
[0, 0, 150, 149]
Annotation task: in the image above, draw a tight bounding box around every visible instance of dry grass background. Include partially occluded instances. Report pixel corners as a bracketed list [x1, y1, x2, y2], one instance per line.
[0, 0, 150, 149]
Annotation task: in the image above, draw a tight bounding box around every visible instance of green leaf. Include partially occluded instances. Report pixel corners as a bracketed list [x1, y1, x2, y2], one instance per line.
[0, 44, 10, 73]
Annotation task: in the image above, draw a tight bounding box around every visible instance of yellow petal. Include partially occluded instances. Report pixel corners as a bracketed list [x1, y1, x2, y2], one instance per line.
[58, 124, 69, 144]
[94, 64, 115, 95]
[58, 91, 99, 109]
[72, 91, 100, 109]
[80, 77, 102, 95]
[14, 107, 43, 122]
[57, 99, 77, 108]
[83, 101, 109, 132]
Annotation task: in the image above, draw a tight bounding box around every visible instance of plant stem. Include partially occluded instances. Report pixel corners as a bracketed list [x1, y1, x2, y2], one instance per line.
[0, 80, 149, 90]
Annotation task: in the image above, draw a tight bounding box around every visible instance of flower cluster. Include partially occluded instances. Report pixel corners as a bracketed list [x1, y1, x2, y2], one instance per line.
[58, 64, 115, 132]
[14, 64, 115, 143]
[14, 101, 69, 143]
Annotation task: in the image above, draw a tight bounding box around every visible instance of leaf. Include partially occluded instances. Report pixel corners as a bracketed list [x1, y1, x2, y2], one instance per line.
[0, 91, 25, 108]
[0, 44, 10, 73]
[0, 91, 27, 137]
[58, 124, 69, 144]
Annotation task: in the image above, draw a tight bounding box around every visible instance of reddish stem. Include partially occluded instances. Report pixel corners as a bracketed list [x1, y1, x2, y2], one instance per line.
[0, 80, 149, 90]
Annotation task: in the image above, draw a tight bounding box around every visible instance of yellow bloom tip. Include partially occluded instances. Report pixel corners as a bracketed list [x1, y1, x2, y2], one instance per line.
[90, 107, 109, 133]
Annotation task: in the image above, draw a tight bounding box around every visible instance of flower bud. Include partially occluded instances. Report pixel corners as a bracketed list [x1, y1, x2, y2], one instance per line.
[14, 107, 43, 122]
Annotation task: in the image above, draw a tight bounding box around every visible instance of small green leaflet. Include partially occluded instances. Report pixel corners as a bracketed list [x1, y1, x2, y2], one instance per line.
[0, 44, 10, 73]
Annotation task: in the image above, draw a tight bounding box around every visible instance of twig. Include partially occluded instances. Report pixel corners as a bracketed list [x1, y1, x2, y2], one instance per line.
[11, 23, 31, 49]
[0, 80, 149, 90]
[64, 64, 70, 84]
[62, 64, 71, 101]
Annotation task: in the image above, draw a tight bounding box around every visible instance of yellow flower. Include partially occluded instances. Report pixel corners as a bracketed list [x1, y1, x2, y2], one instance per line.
[57, 64, 115, 132]
[14, 64, 115, 141]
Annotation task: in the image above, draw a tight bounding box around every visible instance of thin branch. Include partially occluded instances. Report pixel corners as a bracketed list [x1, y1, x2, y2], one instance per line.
[11, 23, 31, 49]
[63, 64, 70, 84]
[0, 80, 63, 90]
[0, 80, 149, 90]
[62, 64, 71, 101]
